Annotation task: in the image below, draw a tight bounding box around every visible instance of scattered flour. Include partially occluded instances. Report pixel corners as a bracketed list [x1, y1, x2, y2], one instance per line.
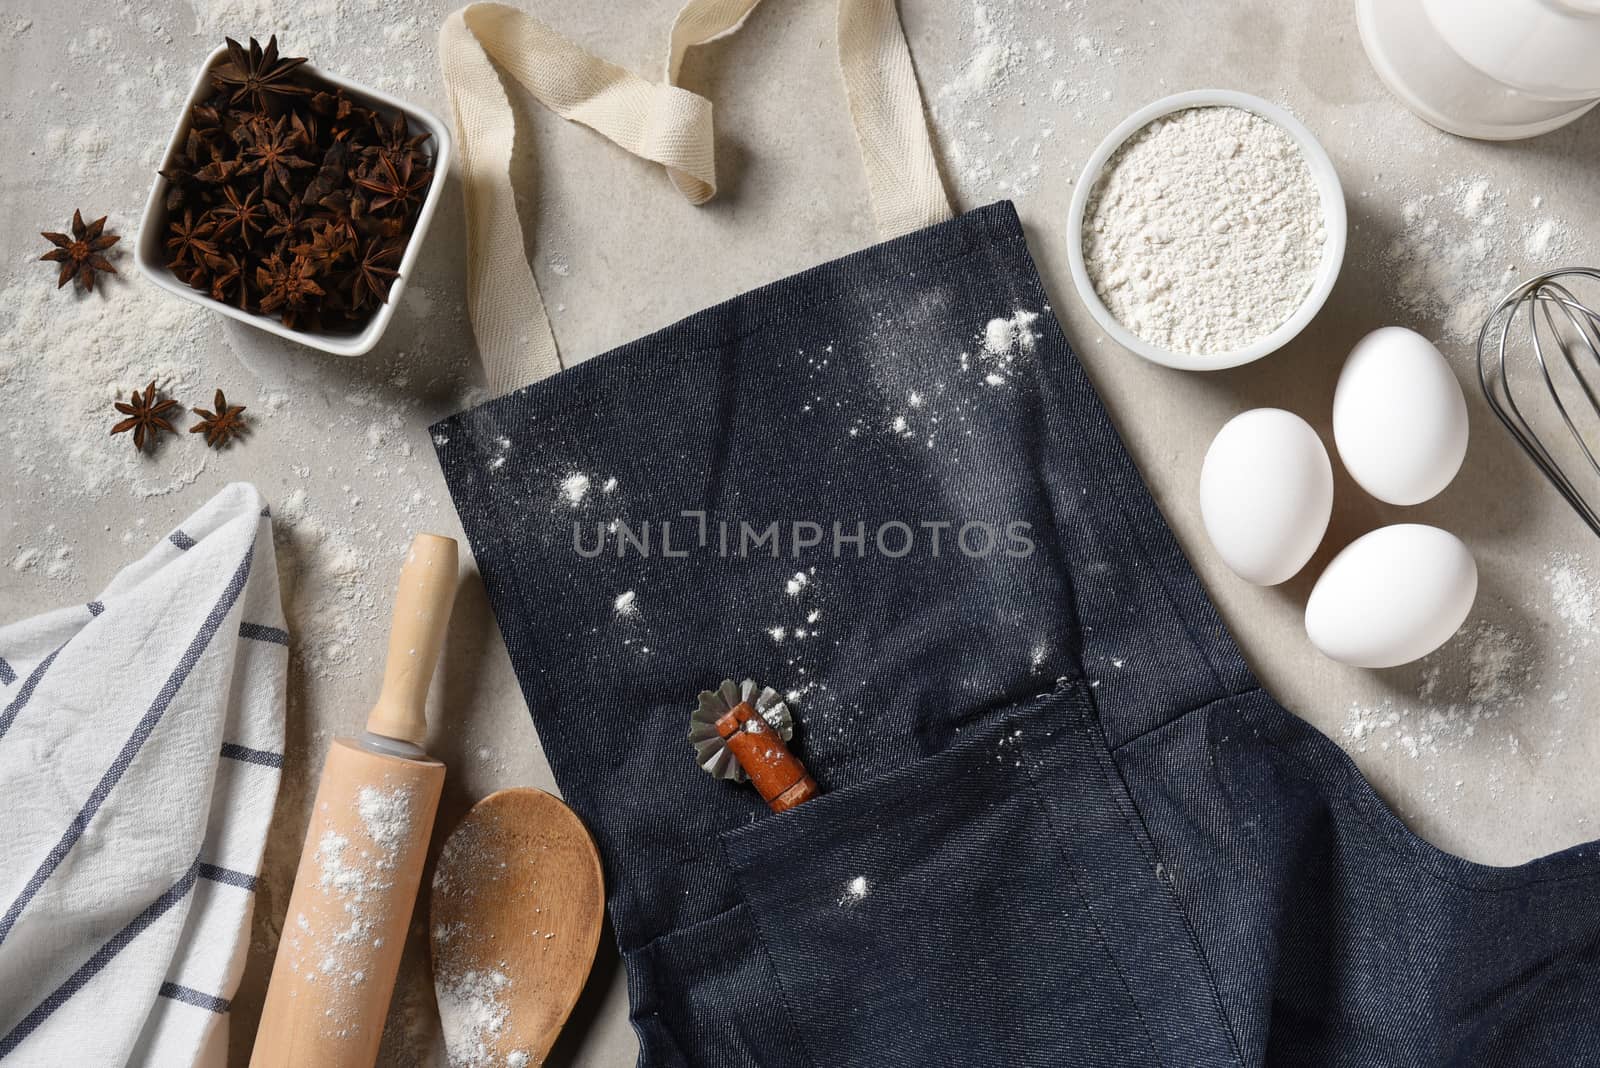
[1341, 621, 1530, 774]
[0, 257, 211, 501]
[981, 309, 1040, 366]
[932, 1, 1141, 198]
[184, 0, 435, 98]
[1524, 218, 1559, 259]
[1082, 107, 1327, 356]
[839, 875, 870, 906]
[0, 0, 470, 686]
[948, 41, 1016, 102]
[428, 816, 534, 1065]
[6, 528, 75, 583]
[613, 589, 639, 618]
[1546, 553, 1598, 644]
[1383, 175, 1576, 341]
[435, 968, 525, 1068]
[560, 472, 591, 507]
[487, 437, 511, 472]
[1466, 625, 1529, 705]
[1, 204, 451, 684]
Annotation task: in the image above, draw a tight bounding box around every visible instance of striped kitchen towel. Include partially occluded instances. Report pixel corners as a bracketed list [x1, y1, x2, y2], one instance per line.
[0, 483, 287, 1067]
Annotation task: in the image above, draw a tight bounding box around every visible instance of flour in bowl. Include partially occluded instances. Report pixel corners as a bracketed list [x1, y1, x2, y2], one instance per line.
[1081, 106, 1327, 357]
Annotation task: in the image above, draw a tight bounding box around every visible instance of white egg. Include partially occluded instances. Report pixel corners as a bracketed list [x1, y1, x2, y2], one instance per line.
[1200, 409, 1333, 585]
[1333, 327, 1468, 506]
[1305, 524, 1477, 668]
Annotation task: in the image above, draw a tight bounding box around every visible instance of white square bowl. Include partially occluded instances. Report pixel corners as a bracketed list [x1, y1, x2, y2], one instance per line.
[136, 45, 453, 357]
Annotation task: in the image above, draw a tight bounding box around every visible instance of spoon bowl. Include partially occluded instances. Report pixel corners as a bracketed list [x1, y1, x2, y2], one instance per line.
[430, 788, 605, 1067]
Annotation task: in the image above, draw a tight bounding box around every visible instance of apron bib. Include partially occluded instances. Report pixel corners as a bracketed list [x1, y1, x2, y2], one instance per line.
[433, 5, 1600, 1064]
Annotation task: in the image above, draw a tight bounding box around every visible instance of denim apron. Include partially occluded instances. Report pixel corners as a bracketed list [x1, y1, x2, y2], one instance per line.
[433, 6, 1600, 1066]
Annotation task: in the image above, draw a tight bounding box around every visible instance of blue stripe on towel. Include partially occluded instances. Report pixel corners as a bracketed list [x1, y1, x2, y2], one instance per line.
[158, 982, 231, 1014]
[86, 601, 105, 617]
[0, 646, 63, 744]
[238, 622, 289, 645]
[198, 862, 259, 892]
[0, 860, 200, 1056]
[0, 658, 14, 686]
[169, 530, 197, 551]
[219, 742, 283, 768]
[0, 544, 254, 948]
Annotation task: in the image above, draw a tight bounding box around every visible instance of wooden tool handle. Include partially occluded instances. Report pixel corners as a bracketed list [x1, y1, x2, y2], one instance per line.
[365, 533, 458, 746]
[716, 703, 819, 813]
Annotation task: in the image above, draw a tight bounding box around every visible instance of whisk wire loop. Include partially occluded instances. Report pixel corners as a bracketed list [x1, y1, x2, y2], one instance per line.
[1477, 267, 1600, 538]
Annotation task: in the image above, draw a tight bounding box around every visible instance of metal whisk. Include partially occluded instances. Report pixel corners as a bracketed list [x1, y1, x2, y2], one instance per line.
[1478, 268, 1600, 539]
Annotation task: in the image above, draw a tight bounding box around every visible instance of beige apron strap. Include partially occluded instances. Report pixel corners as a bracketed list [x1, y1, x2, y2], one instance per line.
[837, 0, 952, 239]
[438, 0, 952, 393]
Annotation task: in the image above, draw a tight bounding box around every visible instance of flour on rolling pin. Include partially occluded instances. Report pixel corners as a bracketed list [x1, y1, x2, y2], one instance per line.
[281, 784, 417, 1007]
[251, 745, 444, 1064]
[250, 534, 459, 1068]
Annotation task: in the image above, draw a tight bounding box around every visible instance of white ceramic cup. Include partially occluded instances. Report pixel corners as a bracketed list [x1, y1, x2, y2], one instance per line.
[1065, 90, 1348, 373]
[1357, 0, 1600, 140]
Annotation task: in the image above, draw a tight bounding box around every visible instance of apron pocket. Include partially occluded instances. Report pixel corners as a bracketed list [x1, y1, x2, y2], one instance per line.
[717, 685, 1165, 1068]
[624, 902, 816, 1068]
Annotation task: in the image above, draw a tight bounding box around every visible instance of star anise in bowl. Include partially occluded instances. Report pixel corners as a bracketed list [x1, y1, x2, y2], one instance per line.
[138, 35, 449, 355]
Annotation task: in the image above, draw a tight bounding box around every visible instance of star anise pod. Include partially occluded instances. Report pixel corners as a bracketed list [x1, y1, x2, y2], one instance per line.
[110, 381, 180, 451]
[208, 184, 267, 248]
[355, 151, 430, 213]
[165, 209, 217, 268]
[203, 250, 249, 307]
[256, 253, 325, 329]
[309, 88, 354, 123]
[158, 130, 214, 211]
[309, 189, 365, 246]
[211, 36, 310, 111]
[238, 114, 314, 196]
[363, 112, 429, 168]
[301, 139, 351, 206]
[263, 196, 309, 248]
[40, 210, 119, 291]
[190, 389, 248, 448]
[190, 104, 224, 137]
[349, 237, 402, 310]
[172, 259, 212, 289]
[292, 218, 355, 268]
[182, 135, 243, 187]
[310, 88, 373, 143]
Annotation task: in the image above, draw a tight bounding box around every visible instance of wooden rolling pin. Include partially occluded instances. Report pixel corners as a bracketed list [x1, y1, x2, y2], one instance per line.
[250, 533, 459, 1068]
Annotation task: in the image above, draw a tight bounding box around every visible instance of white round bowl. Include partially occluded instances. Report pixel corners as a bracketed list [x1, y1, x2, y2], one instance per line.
[1065, 90, 1348, 372]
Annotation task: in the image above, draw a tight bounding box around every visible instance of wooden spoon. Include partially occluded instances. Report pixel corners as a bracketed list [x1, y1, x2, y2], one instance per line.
[430, 788, 605, 1067]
